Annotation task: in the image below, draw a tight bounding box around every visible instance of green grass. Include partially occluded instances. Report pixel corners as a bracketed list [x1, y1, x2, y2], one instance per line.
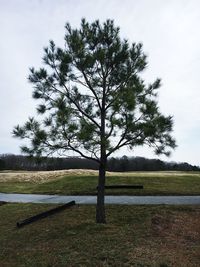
[0, 203, 199, 266]
[1, 172, 200, 195]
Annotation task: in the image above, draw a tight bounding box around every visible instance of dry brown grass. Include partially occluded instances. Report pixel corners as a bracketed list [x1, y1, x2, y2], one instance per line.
[129, 208, 200, 266]
[0, 169, 98, 183]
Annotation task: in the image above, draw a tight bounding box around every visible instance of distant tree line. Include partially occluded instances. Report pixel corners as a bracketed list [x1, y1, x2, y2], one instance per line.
[0, 154, 199, 172]
[107, 156, 200, 172]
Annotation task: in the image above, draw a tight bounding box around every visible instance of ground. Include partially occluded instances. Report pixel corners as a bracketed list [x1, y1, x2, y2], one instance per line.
[0, 203, 200, 267]
[0, 170, 200, 266]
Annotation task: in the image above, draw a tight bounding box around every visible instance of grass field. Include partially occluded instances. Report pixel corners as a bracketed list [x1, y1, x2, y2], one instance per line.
[0, 170, 200, 195]
[1, 171, 200, 266]
[0, 203, 199, 267]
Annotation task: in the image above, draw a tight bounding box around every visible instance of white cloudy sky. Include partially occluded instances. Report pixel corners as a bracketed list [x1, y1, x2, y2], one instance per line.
[0, 0, 200, 165]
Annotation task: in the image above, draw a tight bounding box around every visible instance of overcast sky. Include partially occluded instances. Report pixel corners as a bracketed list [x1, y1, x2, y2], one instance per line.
[1, 0, 200, 165]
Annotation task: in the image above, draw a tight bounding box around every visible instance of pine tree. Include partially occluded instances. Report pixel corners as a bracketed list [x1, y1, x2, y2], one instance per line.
[13, 19, 176, 223]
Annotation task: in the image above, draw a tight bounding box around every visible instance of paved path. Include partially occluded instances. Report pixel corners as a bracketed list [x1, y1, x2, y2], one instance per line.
[1, 193, 200, 205]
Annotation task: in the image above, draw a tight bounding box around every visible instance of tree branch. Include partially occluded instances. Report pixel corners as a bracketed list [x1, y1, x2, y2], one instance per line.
[82, 70, 102, 110]
[67, 140, 100, 163]
[106, 130, 143, 157]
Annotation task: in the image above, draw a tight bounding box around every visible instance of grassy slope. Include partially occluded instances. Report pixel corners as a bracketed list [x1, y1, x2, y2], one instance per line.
[1, 172, 200, 195]
[0, 203, 199, 267]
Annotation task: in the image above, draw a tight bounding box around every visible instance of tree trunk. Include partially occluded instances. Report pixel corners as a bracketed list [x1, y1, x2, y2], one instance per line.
[96, 72, 107, 223]
[96, 160, 106, 223]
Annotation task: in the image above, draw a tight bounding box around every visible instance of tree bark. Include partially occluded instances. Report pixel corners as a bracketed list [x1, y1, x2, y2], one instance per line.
[96, 69, 107, 223]
[96, 159, 106, 223]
